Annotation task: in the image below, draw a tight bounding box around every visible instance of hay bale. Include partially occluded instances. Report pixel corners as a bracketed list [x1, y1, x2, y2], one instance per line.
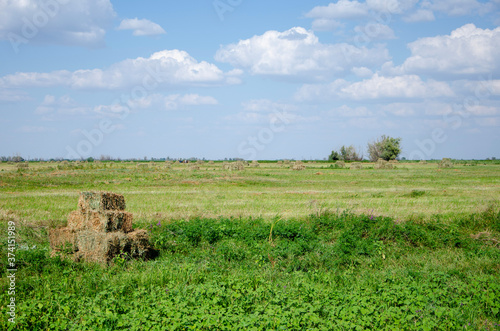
[49, 228, 77, 253]
[277, 161, 283, 165]
[137, 163, 149, 170]
[292, 161, 306, 171]
[374, 159, 388, 169]
[233, 161, 245, 170]
[78, 191, 126, 212]
[67, 210, 85, 231]
[438, 158, 453, 168]
[51, 191, 155, 264]
[127, 229, 157, 259]
[16, 162, 29, 169]
[335, 161, 345, 168]
[75, 231, 129, 263]
[419, 160, 427, 164]
[350, 162, 363, 169]
[208, 160, 215, 165]
[250, 160, 260, 167]
[85, 211, 133, 233]
[223, 162, 245, 171]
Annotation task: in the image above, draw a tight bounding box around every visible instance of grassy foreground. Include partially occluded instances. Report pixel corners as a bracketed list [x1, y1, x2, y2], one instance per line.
[1, 161, 499, 329]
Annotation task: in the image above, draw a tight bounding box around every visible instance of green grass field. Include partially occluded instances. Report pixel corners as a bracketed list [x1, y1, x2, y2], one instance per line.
[1, 160, 499, 330]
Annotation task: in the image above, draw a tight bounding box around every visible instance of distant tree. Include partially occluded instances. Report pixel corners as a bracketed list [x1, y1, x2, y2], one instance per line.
[328, 150, 340, 161]
[340, 145, 363, 161]
[367, 135, 402, 161]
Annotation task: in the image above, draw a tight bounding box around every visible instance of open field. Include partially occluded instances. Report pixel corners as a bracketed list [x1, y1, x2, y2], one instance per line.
[1, 161, 499, 329]
[0, 160, 499, 223]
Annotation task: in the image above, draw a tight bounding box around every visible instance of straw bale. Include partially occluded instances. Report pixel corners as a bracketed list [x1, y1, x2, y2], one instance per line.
[67, 210, 85, 231]
[292, 161, 306, 170]
[86, 210, 133, 233]
[78, 191, 126, 212]
[250, 160, 260, 167]
[335, 161, 345, 168]
[76, 231, 129, 263]
[49, 228, 77, 253]
[350, 162, 363, 169]
[127, 229, 158, 259]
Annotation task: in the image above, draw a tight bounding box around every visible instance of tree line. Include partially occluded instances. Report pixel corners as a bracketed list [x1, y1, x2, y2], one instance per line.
[329, 135, 402, 162]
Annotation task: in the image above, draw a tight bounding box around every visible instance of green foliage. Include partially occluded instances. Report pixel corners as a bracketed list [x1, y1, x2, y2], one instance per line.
[2, 210, 500, 330]
[328, 150, 340, 161]
[339, 145, 362, 161]
[368, 135, 402, 161]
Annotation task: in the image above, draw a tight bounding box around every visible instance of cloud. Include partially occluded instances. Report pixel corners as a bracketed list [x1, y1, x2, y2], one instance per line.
[403, 9, 435, 22]
[306, 1, 370, 20]
[35, 94, 88, 116]
[0, 89, 29, 102]
[295, 74, 454, 101]
[215, 27, 389, 80]
[397, 24, 500, 76]
[0, 0, 116, 48]
[425, 0, 493, 16]
[354, 23, 396, 40]
[242, 99, 297, 112]
[126, 93, 218, 111]
[306, 0, 419, 29]
[327, 105, 373, 117]
[0, 50, 240, 90]
[117, 18, 166, 36]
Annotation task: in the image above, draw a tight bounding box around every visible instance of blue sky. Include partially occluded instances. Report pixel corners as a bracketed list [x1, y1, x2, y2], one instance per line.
[0, 0, 499, 160]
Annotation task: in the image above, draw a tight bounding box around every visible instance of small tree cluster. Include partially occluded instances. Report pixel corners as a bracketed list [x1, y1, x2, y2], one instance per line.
[367, 135, 401, 161]
[329, 135, 402, 162]
[329, 145, 363, 161]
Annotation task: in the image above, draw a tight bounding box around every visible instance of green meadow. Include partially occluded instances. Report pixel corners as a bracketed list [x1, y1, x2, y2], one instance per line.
[1, 160, 499, 330]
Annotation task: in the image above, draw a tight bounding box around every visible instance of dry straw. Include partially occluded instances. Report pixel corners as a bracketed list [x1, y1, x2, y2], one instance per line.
[350, 162, 363, 170]
[335, 161, 345, 168]
[292, 161, 306, 171]
[374, 159, 394, 169]
[250, 160, 260, 167]
[438, 158, 453, 168]
[50, 191, 156, 264]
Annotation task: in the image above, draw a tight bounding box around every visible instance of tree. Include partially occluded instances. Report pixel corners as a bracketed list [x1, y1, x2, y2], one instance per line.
[367, 135, 402, 161]
[340, 145, 362, 161]
[328, 150, 340, 161]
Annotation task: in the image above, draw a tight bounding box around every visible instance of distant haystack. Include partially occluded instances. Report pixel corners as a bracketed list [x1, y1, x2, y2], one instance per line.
[438, 158, 453, 168]
[335, 161, 345, 168]
[16, 162, 29, 169]
[419, 160, 427, 164]
[250, 160, 260, 167]
[223, 161, 245, 171]
[374, 159, 394, 169]
[350, 162, 363, 170]
[292, 161, 306, 171]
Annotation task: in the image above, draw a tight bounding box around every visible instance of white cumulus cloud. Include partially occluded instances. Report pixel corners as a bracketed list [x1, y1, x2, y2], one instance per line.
[398, 24, 500, 76]
[403, 9, 435, 22]
[117, 18, 166, 36]
[215, 27, 389, 81]
[0, 0, 116, 48]
[0, 50, 240, 90]
[295, 74, 454, 101]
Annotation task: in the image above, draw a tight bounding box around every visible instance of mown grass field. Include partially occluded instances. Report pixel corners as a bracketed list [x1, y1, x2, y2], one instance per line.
[1, 160, 499, 330]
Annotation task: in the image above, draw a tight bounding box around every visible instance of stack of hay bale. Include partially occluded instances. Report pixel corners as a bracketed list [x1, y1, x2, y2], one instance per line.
[49, 191, 157, 264]
[438, 158, 453, 168]
[374, 159, 394, 169]
[291, 161, 306, 171]
[350, 162, 363, 170]
[335, 161, 345, 168]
